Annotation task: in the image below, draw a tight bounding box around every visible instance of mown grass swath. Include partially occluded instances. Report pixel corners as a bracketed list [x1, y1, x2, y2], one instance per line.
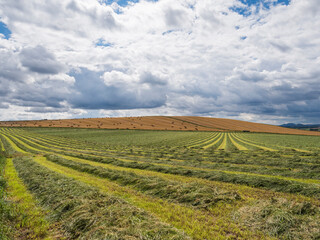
[0, 145, 51, 240]
[0, 153, 10, 239]
[44, 154, 241, 209]
[4, 130, 320, 198]
[0, 126, 320, 239]
[13, 155, 188, 239]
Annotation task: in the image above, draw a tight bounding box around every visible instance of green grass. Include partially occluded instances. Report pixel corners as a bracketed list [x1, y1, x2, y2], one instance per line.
[0, 154, 10, 239]
[13, 155, 188, 239]
[235, 198, 320, 239]
[23, 128, 213, 147]
[0, 153, 51, 240]
[44, 154, 241, 209]
[237, 133, 320, 150]
[3, 130, 320, 197]
[1, 127, 320, 239]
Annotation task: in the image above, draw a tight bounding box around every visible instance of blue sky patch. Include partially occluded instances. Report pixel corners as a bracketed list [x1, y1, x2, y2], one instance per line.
[95, 38, 113, 47]
[240, 0, 290, 7]
[100, 0, 158, 7]
[231, 0, 290, 16]
[99, 0, 138, 7]
[0, 21, 12, 39]
[162, 30, 175, 35]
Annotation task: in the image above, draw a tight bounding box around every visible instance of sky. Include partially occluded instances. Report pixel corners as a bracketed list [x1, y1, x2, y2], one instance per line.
[0, 0, 319, 124]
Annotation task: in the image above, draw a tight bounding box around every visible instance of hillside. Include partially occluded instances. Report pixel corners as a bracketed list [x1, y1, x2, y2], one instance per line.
[0, 116, 319, 136]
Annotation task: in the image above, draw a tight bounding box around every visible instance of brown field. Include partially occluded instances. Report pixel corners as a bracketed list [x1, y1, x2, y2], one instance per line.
[0, 116, 319, 136]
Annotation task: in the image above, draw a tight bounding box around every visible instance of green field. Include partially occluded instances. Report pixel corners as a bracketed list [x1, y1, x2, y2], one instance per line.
[1, 127, 320, 239]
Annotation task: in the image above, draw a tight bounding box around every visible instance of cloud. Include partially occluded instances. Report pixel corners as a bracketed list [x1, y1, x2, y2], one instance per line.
[140, 72, 167, 86]
[165, 8, 188, 27]
[20, 46, 66, 74]
[0, 0, 319, 124]
[69, 68, 167, 110]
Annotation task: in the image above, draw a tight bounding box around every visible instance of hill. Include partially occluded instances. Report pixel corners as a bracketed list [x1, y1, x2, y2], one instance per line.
[0, 116, 319, 136]
[280, 123, 320, 130]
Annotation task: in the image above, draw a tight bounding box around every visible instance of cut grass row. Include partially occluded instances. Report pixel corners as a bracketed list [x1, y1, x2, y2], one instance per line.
[231, 133, 276, 151]
[21, 155, 320, 240]
[1, 129, 278, 167]
[202, 132, 224, 149]
[2, 131, 318, 184]
[188, 132, 220, 148]
[3, 131, 320, 200]
[3, 128, 254, 152]
[12, 126, 320, 151]
[6, 130, 320, 182]
[2, 128, 320, 239]
[233, 133, 310, 152]
[0, 130, 256, 167]
[0, 153, 51, 239]
[1, 135, 196, 239]
[14, 155, 188, 239]
[3, 133, 318, 204]
[237, 133, 320, 151]
[4, 130, 318, 190]
[1, 132, 251, 239]
[44, 154, 241, 209]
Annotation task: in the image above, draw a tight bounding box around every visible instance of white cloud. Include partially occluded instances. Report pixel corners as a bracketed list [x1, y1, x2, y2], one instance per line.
[103, 70, 137, 87]
[0, 0, 319, 123]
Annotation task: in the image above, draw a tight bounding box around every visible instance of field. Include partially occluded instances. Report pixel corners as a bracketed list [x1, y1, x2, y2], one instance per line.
[1, 126, 320, 239]
[1, 116, 319, 136]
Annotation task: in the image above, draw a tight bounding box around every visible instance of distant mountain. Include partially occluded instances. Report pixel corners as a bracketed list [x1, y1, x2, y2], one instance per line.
[280, 123, 320, 129]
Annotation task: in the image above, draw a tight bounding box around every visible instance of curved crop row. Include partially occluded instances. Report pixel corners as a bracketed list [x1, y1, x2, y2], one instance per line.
[3, 131, 320, 199]
[3, 128, 320, 174]
[2, 127, 320, 239]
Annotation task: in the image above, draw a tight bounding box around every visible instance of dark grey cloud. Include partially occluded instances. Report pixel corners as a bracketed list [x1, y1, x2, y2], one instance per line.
[69, 68, 167, 110]
[0, 50, 26, 82]
[20, 46, 65, 74]
[0, 80, 10, 96]
[9, 78, 71, 108]
[271, 85, 320, 103]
